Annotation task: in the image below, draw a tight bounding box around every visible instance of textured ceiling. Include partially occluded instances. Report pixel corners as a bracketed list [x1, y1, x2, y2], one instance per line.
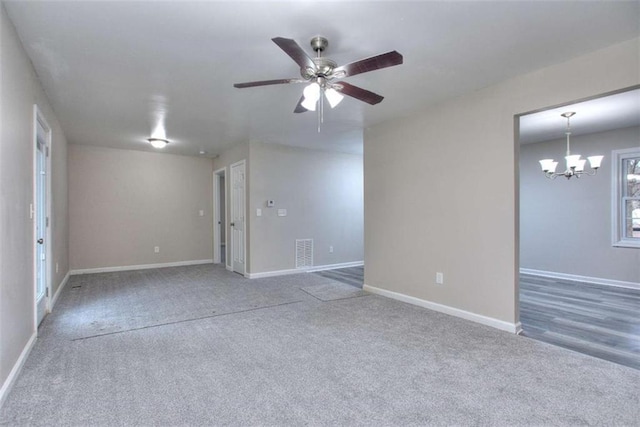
[5, 1, 639, 156]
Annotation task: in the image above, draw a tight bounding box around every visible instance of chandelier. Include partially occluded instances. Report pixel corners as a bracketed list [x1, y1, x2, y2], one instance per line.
[538, 112, 603, 179]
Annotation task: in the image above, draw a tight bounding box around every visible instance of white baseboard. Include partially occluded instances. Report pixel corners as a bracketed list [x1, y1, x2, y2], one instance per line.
[305, 261, 363, 273]
[520, 268, 640, 290]
[246, 261, 364, 279]
[514, 322, 523, 335]
[363, 284, 520, 334]
[70, 259, 213, 275]
[51, 271, 70, 310]
[0, 332, 36, 408]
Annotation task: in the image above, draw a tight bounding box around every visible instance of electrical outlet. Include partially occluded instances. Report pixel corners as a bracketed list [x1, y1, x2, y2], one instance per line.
[436, 272, 444, 285]
[329, 245, 334, 253]
[154, 246, 160, 253]
[199, 210, 204, 217]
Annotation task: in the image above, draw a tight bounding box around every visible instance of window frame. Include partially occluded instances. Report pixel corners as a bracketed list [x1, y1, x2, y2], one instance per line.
[611, 147, 640, 248]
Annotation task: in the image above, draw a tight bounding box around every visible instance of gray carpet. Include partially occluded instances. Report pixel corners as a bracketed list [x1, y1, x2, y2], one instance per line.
[1, 264, 639, 426]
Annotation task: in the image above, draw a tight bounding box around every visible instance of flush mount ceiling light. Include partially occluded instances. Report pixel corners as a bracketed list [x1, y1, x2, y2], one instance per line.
[147, 137, 169, 149]
[538, 112, 604, 180]
[233, 36, 403, 131]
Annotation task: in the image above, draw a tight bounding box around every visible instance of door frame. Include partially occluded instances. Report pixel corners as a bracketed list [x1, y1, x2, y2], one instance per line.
[213, 167, 227, 265]
[230, 159, 247, 276]
[32, 105, 52, 328]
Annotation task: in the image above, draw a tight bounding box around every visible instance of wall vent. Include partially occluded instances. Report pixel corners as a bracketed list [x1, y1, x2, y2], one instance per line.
[295, 239, 313, 269]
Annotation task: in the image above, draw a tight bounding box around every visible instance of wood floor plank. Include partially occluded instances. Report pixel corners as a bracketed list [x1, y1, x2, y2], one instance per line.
[520, 275, 640, 370]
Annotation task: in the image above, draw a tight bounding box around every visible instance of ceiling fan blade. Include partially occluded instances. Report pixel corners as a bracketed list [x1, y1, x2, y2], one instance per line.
[233, 78, 306, 88]
[332, 82, 384, 105]
[272, 37, 316, 71]
[293, 95, 309, 113]
[333, 51, 403, 78]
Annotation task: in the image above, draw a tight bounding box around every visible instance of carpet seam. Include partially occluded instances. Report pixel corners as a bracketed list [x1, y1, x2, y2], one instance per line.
[298, 287, 372, 302]
[70, 299, 306, 342]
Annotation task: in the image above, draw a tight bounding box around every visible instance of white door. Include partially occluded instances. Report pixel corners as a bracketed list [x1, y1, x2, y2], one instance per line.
[230, 161, 246, 275]
[213, 168, 226, 265]
[35, 116, 49, 326]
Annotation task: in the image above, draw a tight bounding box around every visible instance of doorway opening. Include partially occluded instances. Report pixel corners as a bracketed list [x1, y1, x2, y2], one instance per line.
[516, 86, 640, 369]
[213, 167, 227, 266]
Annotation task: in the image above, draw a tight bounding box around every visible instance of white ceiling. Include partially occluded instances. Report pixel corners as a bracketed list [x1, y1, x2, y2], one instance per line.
[519, 89, 640, 144]
[5, 1, 639, 156]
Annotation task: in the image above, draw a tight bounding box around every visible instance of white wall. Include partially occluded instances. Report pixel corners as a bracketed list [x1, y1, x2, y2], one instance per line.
[248, 142, 363, 274]
[69, 145, 213, 270]
[0, 3, 69, 403]
[520, 126, 640, 283]
[364, 37, 639, 329]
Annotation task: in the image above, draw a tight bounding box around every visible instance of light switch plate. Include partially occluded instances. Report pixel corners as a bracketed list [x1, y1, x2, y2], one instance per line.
[256, 208, 262, 217]
[277, 209, 287, 217]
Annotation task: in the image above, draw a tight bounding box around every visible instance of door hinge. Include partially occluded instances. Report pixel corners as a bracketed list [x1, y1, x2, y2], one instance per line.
[46, 288, 49, 297]
[46, 217, 49, 227]
[46, 146, 49, 157]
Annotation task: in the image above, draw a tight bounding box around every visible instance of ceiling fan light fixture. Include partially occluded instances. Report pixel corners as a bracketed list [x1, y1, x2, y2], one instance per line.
[324, 87, 344, 108]
[303, 82, 320, 101]
[301, 97, 317, 111]
[147, 137, 169, 149]
[301, 82, 321, 111]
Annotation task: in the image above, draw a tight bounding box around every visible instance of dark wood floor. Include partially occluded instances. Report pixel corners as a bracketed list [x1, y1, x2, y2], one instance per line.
[316, 267, 640, 370]
[519, 274, 640, 370]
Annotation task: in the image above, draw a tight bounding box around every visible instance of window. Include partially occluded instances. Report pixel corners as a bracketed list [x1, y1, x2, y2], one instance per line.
[612, 148, 640, 248]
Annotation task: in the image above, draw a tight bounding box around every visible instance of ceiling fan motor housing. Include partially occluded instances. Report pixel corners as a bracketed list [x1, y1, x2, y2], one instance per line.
[310, 36, 328, 52]
[300, 37, 336, 80]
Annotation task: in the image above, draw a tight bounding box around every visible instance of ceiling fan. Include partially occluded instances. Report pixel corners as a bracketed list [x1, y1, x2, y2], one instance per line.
[233, 36, 403, 114]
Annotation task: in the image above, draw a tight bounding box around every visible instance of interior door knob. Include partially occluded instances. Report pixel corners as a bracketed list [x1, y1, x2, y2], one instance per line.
[37, 238, 44, 244]
[230, 222, 235, 227]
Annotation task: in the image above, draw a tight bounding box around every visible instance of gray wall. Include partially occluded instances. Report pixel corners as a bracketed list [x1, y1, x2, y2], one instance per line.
[69, 145, 213, 270]
[520, 126, 640, 283]
[364, 37, 639, 326]
[0, 3, 69, 400]
[249, 142, 363, 274]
